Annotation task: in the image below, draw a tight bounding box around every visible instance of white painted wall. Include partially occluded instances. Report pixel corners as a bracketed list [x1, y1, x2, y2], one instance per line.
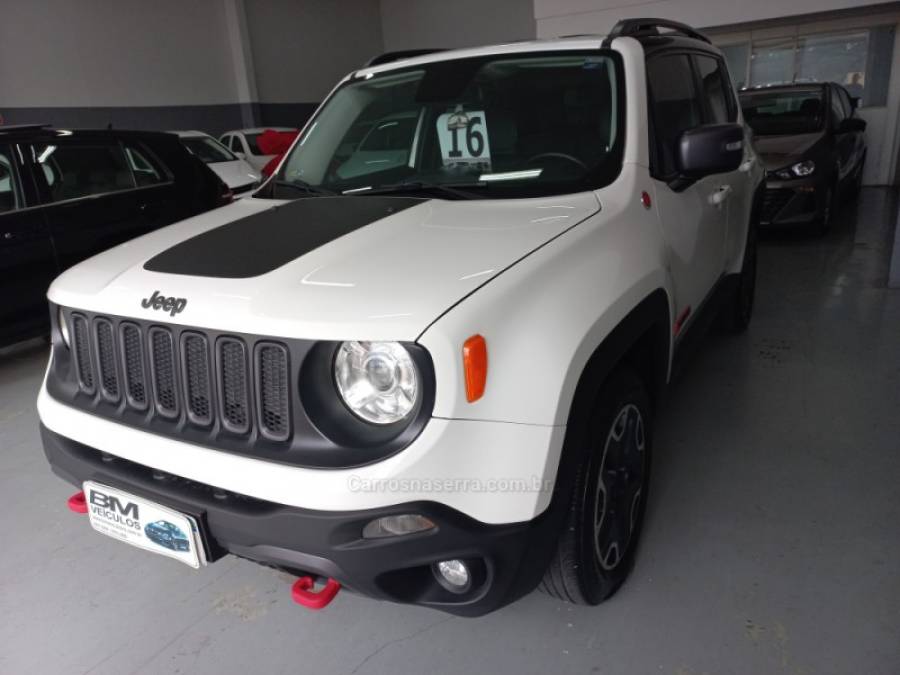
[0, 0, 239, 107]
[379, 0, 535, 51]
[245, 0, 384, 103]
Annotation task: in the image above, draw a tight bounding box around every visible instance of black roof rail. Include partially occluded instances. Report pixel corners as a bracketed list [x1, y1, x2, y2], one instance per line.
[0, 123, 52, 133]
[365, 49, 446, 68]
[601, 18, 711, 47]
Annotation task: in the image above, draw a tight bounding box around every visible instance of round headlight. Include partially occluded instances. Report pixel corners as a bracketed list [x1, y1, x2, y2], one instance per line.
[58, 307, 70, 347]
[791, 160, 815, 177]
[334, 341, 419, 424]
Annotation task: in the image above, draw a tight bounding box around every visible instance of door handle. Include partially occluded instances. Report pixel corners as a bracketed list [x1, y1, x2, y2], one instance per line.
[2, 231, 14, 241]
[709, 185, 732, 206]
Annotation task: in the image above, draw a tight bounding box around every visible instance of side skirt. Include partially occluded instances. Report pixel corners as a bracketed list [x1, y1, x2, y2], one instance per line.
[670, 273, 740, 382]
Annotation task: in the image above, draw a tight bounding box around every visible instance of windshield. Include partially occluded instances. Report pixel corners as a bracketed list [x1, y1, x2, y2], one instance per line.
[272, 51, 624, 199]
[740, 89, 825, 136]
[182, 136, 237, 163]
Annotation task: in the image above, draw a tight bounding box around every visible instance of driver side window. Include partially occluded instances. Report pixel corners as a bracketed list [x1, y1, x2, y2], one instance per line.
[647, 54, 703, 179]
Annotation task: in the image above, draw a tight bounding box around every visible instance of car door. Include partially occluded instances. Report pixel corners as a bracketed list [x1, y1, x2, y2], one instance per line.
[121, 138, 181, 229]
[647, 52, 729, 330]
[29, 137, 149, 273]
[0, 143, 58, 344]
[835, 85, 866, 178]
[693, 52, 753, 273]
[829, 86, 855, 184]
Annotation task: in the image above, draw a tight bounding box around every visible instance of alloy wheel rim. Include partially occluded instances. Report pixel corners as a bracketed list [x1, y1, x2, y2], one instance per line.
[593, 404, 646, 571]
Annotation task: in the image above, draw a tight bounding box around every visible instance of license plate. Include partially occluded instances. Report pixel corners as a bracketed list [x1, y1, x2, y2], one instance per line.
[83, 482, 207, 569]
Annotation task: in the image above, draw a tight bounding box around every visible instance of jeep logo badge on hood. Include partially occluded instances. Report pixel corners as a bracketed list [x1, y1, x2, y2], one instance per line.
[141, 290, 187, 316]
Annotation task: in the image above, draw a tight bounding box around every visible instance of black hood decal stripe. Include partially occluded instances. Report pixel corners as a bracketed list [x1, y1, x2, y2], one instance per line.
[144, 196, 425, 278]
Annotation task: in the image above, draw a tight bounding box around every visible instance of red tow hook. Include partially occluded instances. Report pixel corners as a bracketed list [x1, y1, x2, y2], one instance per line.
[291, 576, 341, 610]
[67, 491, 88, 514]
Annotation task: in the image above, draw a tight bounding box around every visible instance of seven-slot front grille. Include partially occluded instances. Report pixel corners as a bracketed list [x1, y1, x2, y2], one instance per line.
[67, 314, 291, 442]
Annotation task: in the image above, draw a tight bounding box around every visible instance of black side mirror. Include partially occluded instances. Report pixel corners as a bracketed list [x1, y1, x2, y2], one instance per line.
[838, 117, 866, 133]
[676, 123, 744, 183]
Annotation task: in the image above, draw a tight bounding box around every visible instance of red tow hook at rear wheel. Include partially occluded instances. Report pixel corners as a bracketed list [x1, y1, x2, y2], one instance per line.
[291, 576, 341, 610]
[67, 491, 88, 514]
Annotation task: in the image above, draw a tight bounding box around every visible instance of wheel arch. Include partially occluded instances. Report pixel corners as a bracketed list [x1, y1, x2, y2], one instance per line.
[563, 288, 671, 438]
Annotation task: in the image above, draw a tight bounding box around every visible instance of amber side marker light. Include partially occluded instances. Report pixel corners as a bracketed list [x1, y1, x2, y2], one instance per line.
[462, 334, 488, 402]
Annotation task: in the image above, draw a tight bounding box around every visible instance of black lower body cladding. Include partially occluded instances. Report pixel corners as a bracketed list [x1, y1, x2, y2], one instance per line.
[41, 425, 562, 616]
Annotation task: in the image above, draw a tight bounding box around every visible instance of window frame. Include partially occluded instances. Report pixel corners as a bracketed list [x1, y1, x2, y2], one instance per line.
[273, 49, 629, 199]
[28, 137, 172, 208]
[692, 53, 739, 124]
[646, 49, 708, 181]
[0, 143, 26, 215]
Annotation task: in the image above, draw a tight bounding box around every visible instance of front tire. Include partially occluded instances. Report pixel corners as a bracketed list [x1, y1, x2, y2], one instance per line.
[540, 366, 652, 605]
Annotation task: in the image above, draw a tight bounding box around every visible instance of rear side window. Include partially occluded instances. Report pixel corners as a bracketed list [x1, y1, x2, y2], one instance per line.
[647, 54, 702, 177]
[694, 55, 736, 124]
[243, 133, 262, 155]
[34, 141, 136, 202]
[123, 143, 169, 186]
[0, 145, 21, 213]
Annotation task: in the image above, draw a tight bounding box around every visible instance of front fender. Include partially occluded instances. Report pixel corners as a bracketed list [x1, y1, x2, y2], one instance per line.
[418, 164, 673, 427]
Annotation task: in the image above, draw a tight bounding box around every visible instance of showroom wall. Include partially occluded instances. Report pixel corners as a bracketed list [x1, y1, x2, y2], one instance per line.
[244, 0, 384, 127]
[0, 0, 242, 131]
[380, 0, 536, 50]
[0, 0, 535, 135]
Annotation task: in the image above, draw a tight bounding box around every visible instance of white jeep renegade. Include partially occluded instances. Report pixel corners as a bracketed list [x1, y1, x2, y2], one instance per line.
[39, 19, 763, 616]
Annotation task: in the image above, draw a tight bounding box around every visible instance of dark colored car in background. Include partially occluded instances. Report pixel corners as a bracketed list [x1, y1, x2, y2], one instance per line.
[0, 125, 230, 347]
[740, 82, 867, 233]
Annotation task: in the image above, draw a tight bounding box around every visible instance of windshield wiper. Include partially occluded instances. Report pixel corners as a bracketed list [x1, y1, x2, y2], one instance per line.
[271, 179, 337, 197]
[349, 181, 485, 200]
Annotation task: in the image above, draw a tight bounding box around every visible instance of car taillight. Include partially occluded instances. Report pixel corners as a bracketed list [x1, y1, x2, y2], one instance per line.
[218, 180, 234, 205]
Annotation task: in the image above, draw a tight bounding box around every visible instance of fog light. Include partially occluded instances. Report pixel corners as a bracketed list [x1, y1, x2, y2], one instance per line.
[433, 559, 471, 593]
[362, 514, 435, 539]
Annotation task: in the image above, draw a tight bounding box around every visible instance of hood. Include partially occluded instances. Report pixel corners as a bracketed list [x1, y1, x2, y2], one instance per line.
[208, 160, 260, 188]
[752, 132, 824, 171]
[49, 193, 599, 341]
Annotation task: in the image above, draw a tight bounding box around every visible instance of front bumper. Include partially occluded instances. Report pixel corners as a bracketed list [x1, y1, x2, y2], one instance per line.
[759, 176, 826, 226]
[41, 425, 563, 616]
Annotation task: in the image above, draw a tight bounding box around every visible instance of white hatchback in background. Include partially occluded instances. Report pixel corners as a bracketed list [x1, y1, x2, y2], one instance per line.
[219, 127, 297, 172]
[173, 131, 261, 198]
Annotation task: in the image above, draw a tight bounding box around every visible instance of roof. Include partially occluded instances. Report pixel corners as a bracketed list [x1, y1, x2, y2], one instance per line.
[0, 125, 178, 141]
[171, 130, 213, 138]
[222, 127, 297, 135]
[740, 83, 829, 94]
[359, 18, 716, 76]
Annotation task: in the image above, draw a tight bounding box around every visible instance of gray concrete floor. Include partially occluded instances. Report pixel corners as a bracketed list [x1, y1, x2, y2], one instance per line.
[2, 189, 899, 675]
